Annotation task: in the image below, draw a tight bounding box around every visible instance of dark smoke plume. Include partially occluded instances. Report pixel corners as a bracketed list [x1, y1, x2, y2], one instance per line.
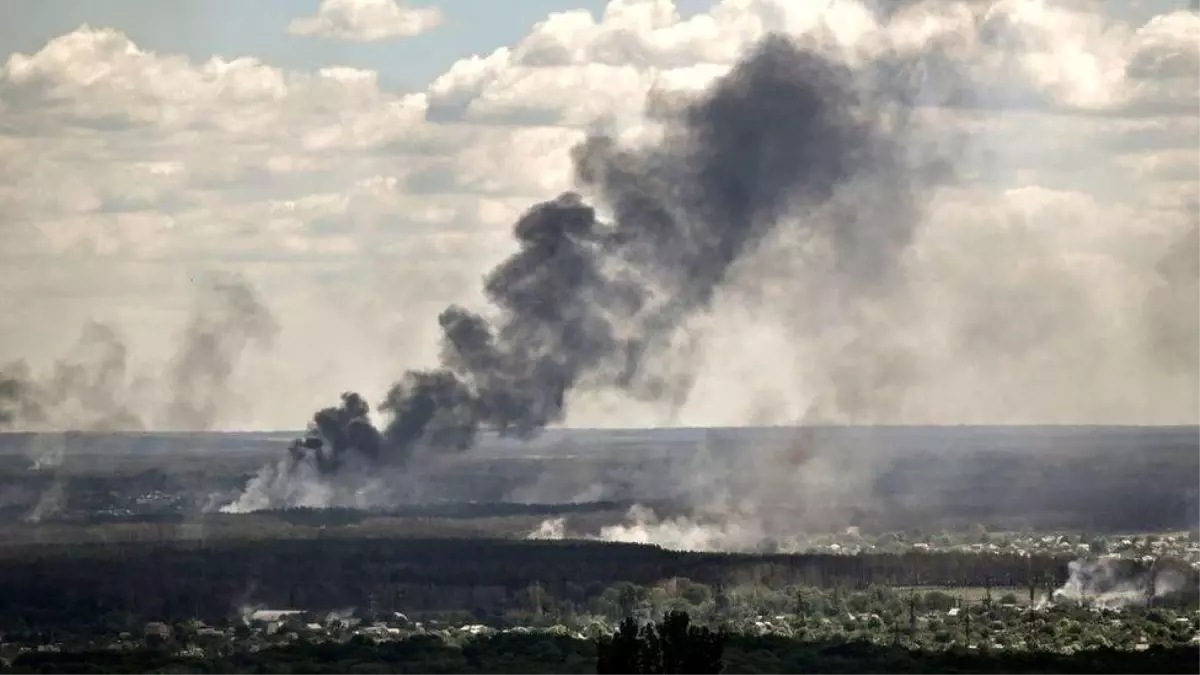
[288, 34, 955, 475]
[163, 276, 280, 430]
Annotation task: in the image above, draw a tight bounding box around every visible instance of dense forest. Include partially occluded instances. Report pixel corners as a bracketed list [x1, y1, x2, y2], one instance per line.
[0, 536, 1108, 632]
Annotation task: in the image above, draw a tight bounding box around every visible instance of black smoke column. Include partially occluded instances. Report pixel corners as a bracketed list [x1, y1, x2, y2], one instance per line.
[288, 34, 946, 475]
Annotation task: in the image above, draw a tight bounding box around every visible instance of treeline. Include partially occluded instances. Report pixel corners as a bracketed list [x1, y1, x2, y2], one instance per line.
[44, 499, 648, 526]
[5, 633, 1199, 674]
[68, 502, 643, 527]
[0, 537, 1108, 632]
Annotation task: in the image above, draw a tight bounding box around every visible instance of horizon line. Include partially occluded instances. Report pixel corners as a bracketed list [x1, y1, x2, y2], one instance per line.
[1, 423, 1198, 436]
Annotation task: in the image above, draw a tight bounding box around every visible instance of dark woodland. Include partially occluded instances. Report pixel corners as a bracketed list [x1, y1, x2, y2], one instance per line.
[0, 537, 1096, 629]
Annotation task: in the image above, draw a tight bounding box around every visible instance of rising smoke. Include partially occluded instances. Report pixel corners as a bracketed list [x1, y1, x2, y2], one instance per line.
[0, 321, 142, 432]
[0, 276, 277, 432]
[1051, 557, 1192, 610]
[260, 32, 960, 507]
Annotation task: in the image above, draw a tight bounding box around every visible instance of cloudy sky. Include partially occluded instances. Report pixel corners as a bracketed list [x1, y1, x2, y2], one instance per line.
[0, 0, 1197, 431]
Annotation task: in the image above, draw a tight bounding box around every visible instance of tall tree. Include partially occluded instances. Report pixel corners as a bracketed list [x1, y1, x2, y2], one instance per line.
[597, 611, 725, 674]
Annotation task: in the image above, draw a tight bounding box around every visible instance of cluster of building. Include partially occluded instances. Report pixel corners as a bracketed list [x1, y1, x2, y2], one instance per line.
[0, 610, 582, 664]
[802, 530, 1200, 568]
[733, 606, 1200, 654]
[6, 602, 1198, 663]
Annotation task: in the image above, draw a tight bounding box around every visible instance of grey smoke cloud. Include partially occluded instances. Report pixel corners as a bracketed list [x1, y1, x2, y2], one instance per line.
[280, 31, 960, 485]
[0, 321, 141, 431]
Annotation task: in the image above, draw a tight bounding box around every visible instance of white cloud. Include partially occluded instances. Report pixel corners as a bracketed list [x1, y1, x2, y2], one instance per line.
[1127, 9, 1200, 80]
[0, 0, 1196, 428]
[425, 0, 1200, 128]
[287, 0, 443, 42]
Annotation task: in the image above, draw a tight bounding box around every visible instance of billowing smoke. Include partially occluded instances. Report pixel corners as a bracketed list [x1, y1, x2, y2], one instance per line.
[525, 506, 775, 553]
[1052, 557, 1193, 610]
[527, 516, 567, 541]
[274, 33, 959, 495]
[0, 276, 276, 432]
[596, 504, 779, 553]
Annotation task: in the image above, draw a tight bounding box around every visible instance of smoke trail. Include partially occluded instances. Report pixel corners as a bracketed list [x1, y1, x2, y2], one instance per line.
[270, 32, 960, 502]
[162, 276, 280, 430]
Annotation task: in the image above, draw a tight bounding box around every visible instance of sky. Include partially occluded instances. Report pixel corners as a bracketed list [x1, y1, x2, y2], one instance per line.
[0, 0, 1197, 431]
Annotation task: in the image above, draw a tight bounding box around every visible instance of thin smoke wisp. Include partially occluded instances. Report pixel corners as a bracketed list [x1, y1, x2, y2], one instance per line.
[0, 276, 277, 433]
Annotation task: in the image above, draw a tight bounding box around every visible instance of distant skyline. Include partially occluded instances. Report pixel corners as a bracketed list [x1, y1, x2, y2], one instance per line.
[0, 0, 1196, 430]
